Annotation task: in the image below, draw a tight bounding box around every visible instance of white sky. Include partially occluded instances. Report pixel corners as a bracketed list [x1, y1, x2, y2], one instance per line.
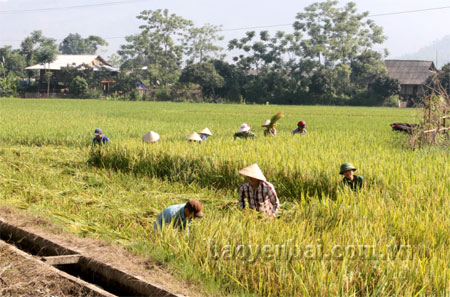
[1, 0, 450, 60]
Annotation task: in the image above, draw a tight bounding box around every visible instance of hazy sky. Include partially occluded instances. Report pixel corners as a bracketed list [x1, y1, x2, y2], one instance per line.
[1, 0, 450, 61]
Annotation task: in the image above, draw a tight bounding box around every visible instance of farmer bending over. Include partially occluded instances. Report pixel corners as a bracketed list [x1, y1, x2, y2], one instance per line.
[234, 123, 256, 140]
[262, 120, 277, 136]
[154, 200, 203, 233]
[292, 121, 307, 135]
[92, 128, 110, 145]
[340, 162, 364, 191]
[238, 164, 280, 217]
[199, 128, 213, 141]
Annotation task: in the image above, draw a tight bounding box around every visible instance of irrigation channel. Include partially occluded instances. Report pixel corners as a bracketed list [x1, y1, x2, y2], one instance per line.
[0, 220, 183, 297]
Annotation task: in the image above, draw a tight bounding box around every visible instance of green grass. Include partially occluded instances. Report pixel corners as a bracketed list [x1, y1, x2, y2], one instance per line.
[1, 97, 449, 296]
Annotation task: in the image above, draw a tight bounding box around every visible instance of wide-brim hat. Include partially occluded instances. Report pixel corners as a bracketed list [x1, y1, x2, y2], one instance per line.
[239, 163, 266, 181]
[142, 131, 160, 143]
[262, 120, 271, 127]
[238, 123, 251, 133]
[187, 132, 202, 142]
[339, 162, 357, 175]
[199, 127, 213, 136]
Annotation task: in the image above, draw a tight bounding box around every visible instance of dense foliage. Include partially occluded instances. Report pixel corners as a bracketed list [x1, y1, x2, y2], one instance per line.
[0, 1, 406, 105]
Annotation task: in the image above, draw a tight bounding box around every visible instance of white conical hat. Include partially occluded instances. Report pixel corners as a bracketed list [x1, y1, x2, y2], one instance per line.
[238, 163, 266, 181]
[262, 120, 271, 127]
[199, 127, 213, 136]
[187, 132, 202, 142]
[142, 131, 160, 143]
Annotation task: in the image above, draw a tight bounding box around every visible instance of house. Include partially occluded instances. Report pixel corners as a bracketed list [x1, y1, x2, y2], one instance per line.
[25, 55, 119, 94]
[384, 60, 437, 105]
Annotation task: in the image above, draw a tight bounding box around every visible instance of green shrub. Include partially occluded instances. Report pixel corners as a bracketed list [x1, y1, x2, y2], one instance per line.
[69, 76, 88, 96]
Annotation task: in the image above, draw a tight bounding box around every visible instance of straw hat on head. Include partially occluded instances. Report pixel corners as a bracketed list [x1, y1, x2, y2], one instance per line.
[142, 131, 160, 143]
[239, 163, 266, 181]
[187, 132, 202, 142]
[262, 120, 271, 127]
[199, 127, 213, 136]
[238, 123, 251, 133]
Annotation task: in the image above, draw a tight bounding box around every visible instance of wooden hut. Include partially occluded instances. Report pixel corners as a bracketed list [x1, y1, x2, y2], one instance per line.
[384, 60, 437, 105]
[25, 55, 119, 94]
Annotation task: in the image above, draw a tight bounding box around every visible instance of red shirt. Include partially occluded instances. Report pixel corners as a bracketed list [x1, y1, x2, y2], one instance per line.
[238, 181, 280, 216]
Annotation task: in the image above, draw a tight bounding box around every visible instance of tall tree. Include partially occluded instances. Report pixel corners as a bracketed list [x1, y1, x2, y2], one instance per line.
[180, 62, 224, 98]
[59, 33, 108, 55]
[293, 1, 386, 67]
[34, 38, 58, 96]
[118, 9, 193, 86]
[184, 24, 224, 64]
[0, 46, 26, 78]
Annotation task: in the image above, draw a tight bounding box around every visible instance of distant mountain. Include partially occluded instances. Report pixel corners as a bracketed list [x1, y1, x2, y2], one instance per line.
[399, 35, 450, 69]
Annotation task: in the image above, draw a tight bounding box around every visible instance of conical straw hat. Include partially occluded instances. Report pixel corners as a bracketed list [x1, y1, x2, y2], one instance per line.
[199, 127, 213, 136]
[187, 132, 202, 142]
[262, 120, 271, 127]
[238, 163, 266, 181]
[142, 131, 160, 143]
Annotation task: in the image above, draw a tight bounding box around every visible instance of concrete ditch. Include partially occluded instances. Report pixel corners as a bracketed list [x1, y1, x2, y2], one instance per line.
[0, 220, 184, 297]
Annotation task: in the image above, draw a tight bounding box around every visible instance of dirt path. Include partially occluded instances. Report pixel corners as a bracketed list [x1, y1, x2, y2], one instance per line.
[0, 206, 205, 297]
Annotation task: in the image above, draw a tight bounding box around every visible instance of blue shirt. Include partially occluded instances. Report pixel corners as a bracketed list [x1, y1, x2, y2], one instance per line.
[154, 204, 191, 232]
[92, 136, 110, 145]
[200, 134, 209, 141]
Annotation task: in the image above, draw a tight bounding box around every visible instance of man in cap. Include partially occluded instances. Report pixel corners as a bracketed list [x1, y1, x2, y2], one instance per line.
[92, 128, 110, 145]
[234, 123, 256, 140]
[339, 163, 364, 191]
[238, 164, 280, 217]
[292, 121, 307, 135]
[154, 200, 203, 233]
[199, 128, 213, 141]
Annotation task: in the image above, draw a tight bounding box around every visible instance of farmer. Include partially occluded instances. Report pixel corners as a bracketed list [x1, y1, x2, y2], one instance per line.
[262, 120, 277, 136]
[142, 131, 160, 143]
[238, 164, 280, 217]
[234, 123, 256, 140]
[187, 132, 203, 143]
[154, 200, 203, 233]
[199, 128, 213, 141]
[292, 121, 307, 135]
[92, 128, 110, 145]
[340, 162, 364, 191]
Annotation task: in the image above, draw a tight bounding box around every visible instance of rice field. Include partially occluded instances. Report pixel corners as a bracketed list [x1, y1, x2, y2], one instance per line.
[1, 97, 449, 296]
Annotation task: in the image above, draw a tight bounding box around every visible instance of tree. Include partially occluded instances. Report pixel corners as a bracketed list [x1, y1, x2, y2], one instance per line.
[370, 75, 400, 104]
[228, 30, 298, 73]
[293, 1, 386, 67]
[34, 38, 58, 96]
[0, 46, 26, 78]
[20, 30, 44, 81]
[350, 50, 387, 89]
[59, 33, 108, 55]
[118, 9, 193, 86]
[70, 76, 89, 96]
[213, 60, 245, 101]
[179, 62, 224, 98]
[0, 61, 20, 97]
[184, 24, 224, 64]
